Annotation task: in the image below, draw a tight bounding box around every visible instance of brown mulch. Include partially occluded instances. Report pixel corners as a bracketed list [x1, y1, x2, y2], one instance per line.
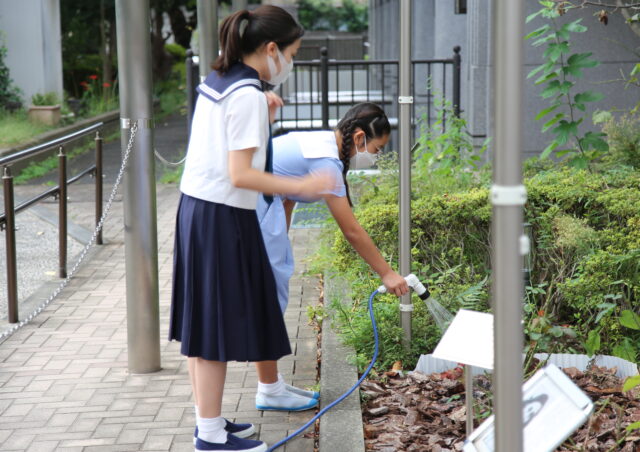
[361, 365, 640, 452]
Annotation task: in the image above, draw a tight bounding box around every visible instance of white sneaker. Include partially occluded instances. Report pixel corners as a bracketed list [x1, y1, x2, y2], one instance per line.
[284, 383, 320, 400]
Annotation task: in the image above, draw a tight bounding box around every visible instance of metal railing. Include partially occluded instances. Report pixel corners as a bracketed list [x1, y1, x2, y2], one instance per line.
[186, 46, 462, 144]
[0, 123, 106, 323]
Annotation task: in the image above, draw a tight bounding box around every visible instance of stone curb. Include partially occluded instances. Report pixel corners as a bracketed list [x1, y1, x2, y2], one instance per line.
[319, 274, 365, 452]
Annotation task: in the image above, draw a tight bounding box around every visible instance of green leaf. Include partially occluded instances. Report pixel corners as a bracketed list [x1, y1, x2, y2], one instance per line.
[612, 338, 637, 362]
[542, 113, 564, 132]
[535, 104, 560, 121]
[592, 109, 612, 124]
[564, 53, 600, 78]
[595, 302, 616, 323]
[526, 9, 545, 23]
[551, 120, 579, 145]
[627, 421, 640, 433]
[585, 329, 601, 357]
[630, 63, 640, 76]
[528, 61, 556, 79]
[543, 42, 570, 62]
[568, 154, 589, 169]
[540, 140, 559, 159]
[574, 91, 604, 104]
[525, 24, 551, 40]
[563, 19, 587, 33]
[623, 375, 640, 392]
[579, 132, 609, 153]
[535, 71, 559, 85]
[619, 310, 640, 330]
[541, 80, 573, 99]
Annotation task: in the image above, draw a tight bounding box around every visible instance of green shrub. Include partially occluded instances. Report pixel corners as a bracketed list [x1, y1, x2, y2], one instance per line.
[31, 92, 60, 106]
[602, 114, 640, 168]
[321, 161, 640, 372]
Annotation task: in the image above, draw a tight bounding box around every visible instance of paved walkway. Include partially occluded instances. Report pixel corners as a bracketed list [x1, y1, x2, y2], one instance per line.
[0, 116, 323, 451]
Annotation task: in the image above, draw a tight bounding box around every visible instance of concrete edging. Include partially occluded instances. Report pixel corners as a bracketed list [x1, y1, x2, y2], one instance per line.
[319, 273, 366, 452]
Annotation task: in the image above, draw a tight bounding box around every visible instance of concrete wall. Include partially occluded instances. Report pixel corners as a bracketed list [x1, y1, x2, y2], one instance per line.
[0, 0, 64, 106]
[370, 0, 640, 158]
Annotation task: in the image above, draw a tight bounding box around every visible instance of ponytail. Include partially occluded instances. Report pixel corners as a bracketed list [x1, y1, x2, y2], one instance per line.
[336, 103, 391, 207]
[213, 5, 305, 74]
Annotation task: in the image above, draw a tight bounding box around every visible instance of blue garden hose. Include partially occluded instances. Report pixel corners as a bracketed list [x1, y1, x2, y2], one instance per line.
[267, 289, 382, 451]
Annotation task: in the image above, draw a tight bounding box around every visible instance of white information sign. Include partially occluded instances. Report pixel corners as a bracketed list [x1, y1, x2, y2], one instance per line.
[463, 364, 594, 452]
[432, 309, 494, 370]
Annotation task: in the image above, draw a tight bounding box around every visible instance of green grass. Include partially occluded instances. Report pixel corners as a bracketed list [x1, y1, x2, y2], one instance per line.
[14, 129, 120, 185]
[0, 110, 55, 148]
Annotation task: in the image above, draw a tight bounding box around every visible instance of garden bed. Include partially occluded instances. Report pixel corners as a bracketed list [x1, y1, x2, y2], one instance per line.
[361, 366, 640, 451]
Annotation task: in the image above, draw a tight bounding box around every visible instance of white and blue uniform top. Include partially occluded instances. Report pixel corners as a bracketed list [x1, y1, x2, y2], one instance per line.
[180, 63, 269, 210]
[258, 130, 347, 313]
[271, 130, 347, 201]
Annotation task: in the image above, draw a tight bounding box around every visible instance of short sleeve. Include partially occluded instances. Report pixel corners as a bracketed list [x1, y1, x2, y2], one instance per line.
[225, 88, 268, 152]
[310, 158, 347, 198]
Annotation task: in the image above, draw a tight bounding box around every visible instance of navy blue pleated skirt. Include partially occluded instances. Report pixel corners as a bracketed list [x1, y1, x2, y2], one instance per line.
[169, 194, 292, 362]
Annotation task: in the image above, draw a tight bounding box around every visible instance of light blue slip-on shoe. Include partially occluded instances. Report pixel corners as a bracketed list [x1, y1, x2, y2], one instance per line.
[285, 384, 320, 400]
[255, 391, 319, 412]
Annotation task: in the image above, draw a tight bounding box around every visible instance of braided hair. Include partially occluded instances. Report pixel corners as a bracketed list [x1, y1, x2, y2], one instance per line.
[336, 103, 391, 206]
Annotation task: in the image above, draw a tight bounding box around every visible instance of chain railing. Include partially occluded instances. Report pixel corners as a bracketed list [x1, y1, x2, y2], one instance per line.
[0, 123, 137, 340]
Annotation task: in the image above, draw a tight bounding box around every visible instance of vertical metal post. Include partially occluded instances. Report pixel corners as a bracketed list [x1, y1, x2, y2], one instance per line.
[399, 0, 413, 348]
[452, 46, 462, 119]
[3, 167, 18, 323]
[320, 47, 329, 129]
[95, 131, 104, 245]
[186, 50, 197, 132]
[115, 0, 161, 374]
[492, 0, 526, 450]
[197, 0, 218, 81]
[465, 365, 474, 437]
[58, 146, 67, 278]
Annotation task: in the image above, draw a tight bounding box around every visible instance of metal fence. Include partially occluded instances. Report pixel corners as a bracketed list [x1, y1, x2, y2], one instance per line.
[0, 123, 106, 323]
[186, 46, 462, 149]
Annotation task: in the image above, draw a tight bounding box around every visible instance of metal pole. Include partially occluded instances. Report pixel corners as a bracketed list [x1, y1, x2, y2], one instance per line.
[95, 131, 103, 245]
[320, 47, 329, 129]
[465, 365, 473, 437]
[3, 167, 18, 323]
[398, 0, 413, 349]
[58, 146, 67, 278]
[492, 0, 526, 450]
[452, 46, 462, 119]
[197, 0, 218, 81]
[115, 0, 161, 374]
[186, 50, 197, 132]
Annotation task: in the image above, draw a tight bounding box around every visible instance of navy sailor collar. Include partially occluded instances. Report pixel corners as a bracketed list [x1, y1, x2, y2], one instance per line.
[196, 62, 263, 103]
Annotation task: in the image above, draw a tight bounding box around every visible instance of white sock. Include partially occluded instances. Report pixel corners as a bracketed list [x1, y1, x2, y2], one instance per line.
[197, 416, 227, 444]
[258, 378, 285, 395]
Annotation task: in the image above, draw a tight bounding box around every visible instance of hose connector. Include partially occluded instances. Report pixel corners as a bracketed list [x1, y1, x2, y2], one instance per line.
[377, 273, 431, 300]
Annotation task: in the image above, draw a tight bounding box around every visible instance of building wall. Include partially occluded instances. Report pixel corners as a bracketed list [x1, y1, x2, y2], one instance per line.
[370, 0, 640, 158]
[0, 0, 63, 105]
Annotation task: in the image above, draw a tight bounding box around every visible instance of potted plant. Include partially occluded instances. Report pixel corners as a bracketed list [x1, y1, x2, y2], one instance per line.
[28, 91, 61, 126]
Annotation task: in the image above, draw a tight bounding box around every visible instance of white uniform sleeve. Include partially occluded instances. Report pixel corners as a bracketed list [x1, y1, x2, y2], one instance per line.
[224, 88, 268, 152]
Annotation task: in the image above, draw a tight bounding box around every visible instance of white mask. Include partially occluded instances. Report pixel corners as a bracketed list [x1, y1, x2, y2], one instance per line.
[350, 135, 378, 169]
[266, 47, 293, 87]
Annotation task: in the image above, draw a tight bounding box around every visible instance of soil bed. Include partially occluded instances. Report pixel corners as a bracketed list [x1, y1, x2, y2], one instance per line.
[361, 365, 640, 451]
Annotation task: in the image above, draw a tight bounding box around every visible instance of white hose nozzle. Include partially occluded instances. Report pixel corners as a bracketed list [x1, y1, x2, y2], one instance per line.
[377, 273, 430, 299]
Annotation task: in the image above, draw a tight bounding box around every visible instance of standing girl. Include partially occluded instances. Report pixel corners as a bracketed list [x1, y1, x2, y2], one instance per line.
[257, 103, 409, 318]
[169, 6, 333, 452]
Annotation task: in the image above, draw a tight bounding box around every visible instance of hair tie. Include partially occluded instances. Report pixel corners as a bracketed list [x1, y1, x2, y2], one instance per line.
[239, 17, 249, 38]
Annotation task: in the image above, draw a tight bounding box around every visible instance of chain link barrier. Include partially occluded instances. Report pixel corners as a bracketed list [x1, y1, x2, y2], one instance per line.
[0, 122, 139, 342]
[154, 148, 186, 167]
